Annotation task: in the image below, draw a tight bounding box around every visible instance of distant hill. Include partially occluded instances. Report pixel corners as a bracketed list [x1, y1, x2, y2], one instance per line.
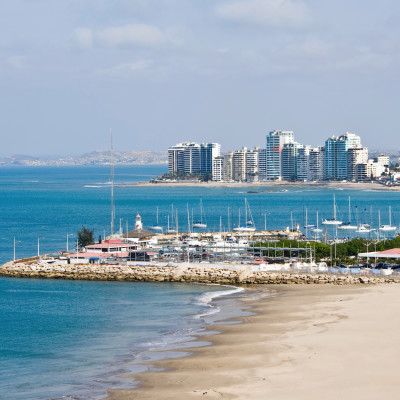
[0, 150, 168, 166]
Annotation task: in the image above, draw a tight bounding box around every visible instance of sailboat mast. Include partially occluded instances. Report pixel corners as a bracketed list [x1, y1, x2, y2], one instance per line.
[110, 130, 115, 236]
[333, 195, 336, 220]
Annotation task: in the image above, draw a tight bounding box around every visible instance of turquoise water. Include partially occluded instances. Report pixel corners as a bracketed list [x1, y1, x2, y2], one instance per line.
[1, 165, 400, 264]
[1, 165, 400, 399]
[0, 277, 237, 400]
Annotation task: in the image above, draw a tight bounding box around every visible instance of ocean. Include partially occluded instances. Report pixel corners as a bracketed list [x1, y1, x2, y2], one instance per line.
[1, 165, 400, 399]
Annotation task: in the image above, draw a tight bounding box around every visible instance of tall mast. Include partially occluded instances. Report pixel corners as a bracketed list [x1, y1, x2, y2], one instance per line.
[110, 130, 115, 236]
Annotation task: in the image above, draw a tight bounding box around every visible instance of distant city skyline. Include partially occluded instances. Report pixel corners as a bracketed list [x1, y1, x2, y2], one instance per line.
[1, 1, 400, 156]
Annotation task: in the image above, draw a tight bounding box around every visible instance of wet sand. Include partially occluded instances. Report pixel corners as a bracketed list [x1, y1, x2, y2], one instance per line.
[106, 284, 400, 400]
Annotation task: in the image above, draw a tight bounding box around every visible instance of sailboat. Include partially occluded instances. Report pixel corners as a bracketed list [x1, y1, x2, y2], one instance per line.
[166, 205, 176, 234]
[322, 195, 342, 225]
[356, 206, 374, 234]
[149, 206, 163, 231]
[379, 206, 397, 232]
[312, 210, 323, 233]
[233, 199, 256, 232]
[193, 199, 207, 229]
[338, 197, 357, 230]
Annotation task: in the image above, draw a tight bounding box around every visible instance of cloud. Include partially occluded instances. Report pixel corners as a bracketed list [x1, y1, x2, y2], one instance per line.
[74, 28, 94, 48]
[73, 24, 183, 49]
[7, 55, 27, 69]
[215, 0, 312, 27]
[98, 60, 153, 75]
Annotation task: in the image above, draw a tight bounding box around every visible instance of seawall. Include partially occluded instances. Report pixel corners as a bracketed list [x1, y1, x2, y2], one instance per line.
[1, 261, 399, 285]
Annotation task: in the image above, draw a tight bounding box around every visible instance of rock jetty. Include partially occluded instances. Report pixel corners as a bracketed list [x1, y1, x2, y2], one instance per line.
[1, 261, 399, 285]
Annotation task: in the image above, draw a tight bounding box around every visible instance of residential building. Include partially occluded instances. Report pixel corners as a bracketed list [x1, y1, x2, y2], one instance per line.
[212, 156, 224, 182]
[232, 148, 248, 182]
[258, 148, 267, 181]
[281, 142, 303, 181]
[201, 143, 221, 176]
[183, 143, 201, 174]
[266, 130, 294, 180]
[309, 147, 326, 181]
[168, 143, 186, 174]
[347, 148, 368, 181]
[246, 148, 259, 182]
[223, 152, 233, 181]
[297, 145, 311, 181]
[325, 132, 361, 180]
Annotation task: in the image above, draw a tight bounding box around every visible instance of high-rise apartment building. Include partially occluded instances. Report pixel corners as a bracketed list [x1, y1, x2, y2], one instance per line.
[201, 143, 221, 175]
[309, 147, 326, 181]
[282, 142, 303, 181]
[347, 148, 368, 181]
[212, 156, 224, 182]
[258, 148, 267, 181]
[246, 148, 259, 182]
[223, 152, 233, 181]
[168, 142, 221, 176]
[325, 132, 361, 180]
[297, 145, 311, 181]
[232, 148, 248, 182]
[266, 130, 294, 180]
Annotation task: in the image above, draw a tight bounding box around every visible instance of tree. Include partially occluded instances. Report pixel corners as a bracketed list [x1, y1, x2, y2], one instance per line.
[77, 226, 94, 247]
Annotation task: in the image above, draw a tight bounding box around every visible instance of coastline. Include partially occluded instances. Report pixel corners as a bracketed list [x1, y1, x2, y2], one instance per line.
[106, 284, 400, 400]
[127, 180, 400, 191]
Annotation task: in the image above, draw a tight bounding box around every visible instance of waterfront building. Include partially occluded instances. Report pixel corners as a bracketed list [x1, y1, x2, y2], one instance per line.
[223, 152, 233, 181]
[347, 148, 368, 181]
[168, 142, 221, 176]
[183, 143, 201, 174]
[246, 148, 259, 182]
[232, 147, 248, 182]
[297, 145, 312, 181]
[325, 132, 361, 180]
[309, 147, 326, 181]
[266, 130, 294, 180]
[258, 148, 267, 181]
[212, 156, 224, 182]
[200, 143, 221, 176]
[282, 142, 303, 181]
[168, 143, 187, 174]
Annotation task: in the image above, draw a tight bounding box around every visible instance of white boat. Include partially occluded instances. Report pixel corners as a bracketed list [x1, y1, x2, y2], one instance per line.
[149, 206, 163, 231]
[165, 215, 176, 234]
[338, 197, 357, 230]
[356, 224, 375, 234]
[322, 195, 342, 225]
[379, 206, 396, 232]
[312, 210, 323, 233]
[233, 199, 256, 232]
[193, 199, 207, 229]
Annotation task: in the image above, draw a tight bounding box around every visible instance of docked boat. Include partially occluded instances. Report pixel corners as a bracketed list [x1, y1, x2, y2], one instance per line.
[322, 195, 342, 225]
[379, 206, 396, 232]
[193, 199, 207, 229]
[233, 199, 256, 232]
[338, 197, 357, 230]
[149, 206, 163, 232]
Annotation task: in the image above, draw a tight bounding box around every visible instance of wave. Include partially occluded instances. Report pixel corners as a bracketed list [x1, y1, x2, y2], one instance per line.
[194, 285, 244, 319]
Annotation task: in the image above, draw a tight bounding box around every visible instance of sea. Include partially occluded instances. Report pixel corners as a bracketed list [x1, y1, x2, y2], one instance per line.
[1, 164, 400, 399]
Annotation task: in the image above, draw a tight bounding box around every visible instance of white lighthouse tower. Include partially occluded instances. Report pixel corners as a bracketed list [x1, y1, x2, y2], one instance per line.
[135, 213, 143, 230]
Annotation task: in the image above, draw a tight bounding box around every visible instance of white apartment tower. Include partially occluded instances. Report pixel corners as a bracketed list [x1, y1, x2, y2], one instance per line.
[212, 156, 224, 182]
[266, 130, 294, 180]
[347, 148, 368, 181]
[232, 148, 248, 182]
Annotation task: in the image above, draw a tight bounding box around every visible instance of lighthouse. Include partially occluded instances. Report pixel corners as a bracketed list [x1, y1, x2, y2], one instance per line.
[135, 213, 143, 230]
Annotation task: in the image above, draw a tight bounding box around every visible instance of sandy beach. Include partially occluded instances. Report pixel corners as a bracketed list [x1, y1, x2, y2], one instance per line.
[126, 180, 400, 191]
[106, 284, 400, 400]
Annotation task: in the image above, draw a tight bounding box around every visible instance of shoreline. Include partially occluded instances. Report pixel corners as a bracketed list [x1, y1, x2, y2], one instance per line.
[106, 284, 400, 400]
[126, 180, 400, 191]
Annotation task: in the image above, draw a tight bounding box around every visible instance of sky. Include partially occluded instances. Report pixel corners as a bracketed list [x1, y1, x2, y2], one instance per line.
[1, 0, 399, 156]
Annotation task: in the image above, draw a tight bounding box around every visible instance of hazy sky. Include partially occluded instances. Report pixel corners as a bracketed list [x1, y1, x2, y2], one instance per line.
[1, 0, 399, 156]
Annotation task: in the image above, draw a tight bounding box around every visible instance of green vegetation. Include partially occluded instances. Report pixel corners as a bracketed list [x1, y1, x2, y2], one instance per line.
[77, 226, 95, 248]
[252, 235, 400, 265]
[156, 171, 212, 182]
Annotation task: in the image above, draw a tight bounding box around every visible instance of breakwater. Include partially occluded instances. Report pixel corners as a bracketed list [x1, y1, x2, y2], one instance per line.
[1, 261, 399, 285]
